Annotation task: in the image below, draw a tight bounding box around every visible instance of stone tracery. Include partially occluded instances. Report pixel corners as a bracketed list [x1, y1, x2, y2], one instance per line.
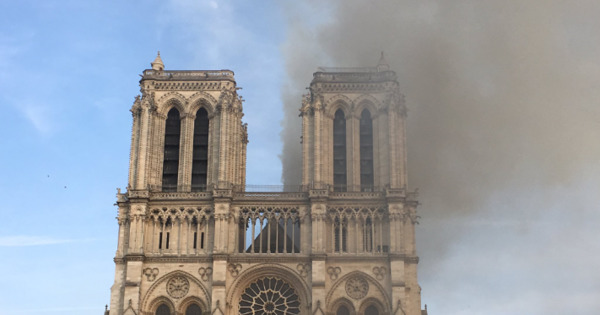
[238, 277, 300, 315]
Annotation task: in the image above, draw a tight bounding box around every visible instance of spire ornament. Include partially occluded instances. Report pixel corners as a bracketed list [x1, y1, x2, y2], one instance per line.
[151, 51, 164, 71]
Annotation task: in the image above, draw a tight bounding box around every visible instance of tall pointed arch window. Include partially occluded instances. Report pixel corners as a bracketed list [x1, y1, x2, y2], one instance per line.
[162, 108, 181, 192]
[359, 109, 374, 191]
[192, 108, 209, 191]
[333, 109, 347, 192]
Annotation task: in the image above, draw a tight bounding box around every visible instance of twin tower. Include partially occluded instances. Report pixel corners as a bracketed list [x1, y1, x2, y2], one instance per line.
[108, 53, 425, 315]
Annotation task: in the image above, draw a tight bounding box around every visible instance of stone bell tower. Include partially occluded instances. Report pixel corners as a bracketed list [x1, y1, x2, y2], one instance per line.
[301, 53, 407, 192]
[109, 53, 248, 315]
[127, 52, 247, 193]
[299, 54, 424, 315]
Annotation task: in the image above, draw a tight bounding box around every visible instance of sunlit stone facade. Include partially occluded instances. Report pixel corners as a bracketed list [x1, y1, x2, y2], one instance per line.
[108, 53, 425, 315]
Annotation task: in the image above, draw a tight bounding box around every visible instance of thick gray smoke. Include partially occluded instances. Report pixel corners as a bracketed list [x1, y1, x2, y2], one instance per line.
[280, 1, 600, 313]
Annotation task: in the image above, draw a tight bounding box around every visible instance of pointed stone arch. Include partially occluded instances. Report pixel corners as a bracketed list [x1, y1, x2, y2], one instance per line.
[158, 93, 187, 117]
[188, 91, 218, 116]
[145, 296, 175, 315]
[358, 297, 386, 315]
[353, 94, 380, 119]
[326, 271, 391, 314]
[178, 295, 209, 315]
[330, 297, 356, 314]
[325, 94, 353, 118]
[141, 270, 210, 314]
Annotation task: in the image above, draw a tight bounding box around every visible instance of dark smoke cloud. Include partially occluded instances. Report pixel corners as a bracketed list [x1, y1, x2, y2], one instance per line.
[280, 1, 600, 313]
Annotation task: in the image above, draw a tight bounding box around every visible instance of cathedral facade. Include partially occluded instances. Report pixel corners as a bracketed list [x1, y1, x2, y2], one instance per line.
[108, 54, 425, 315]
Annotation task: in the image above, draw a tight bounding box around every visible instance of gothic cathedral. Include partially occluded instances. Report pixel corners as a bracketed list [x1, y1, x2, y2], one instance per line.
[108, 53, 426, 315]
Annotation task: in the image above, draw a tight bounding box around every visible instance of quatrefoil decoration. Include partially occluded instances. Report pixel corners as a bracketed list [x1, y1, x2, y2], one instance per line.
[198, 267, 213, 281]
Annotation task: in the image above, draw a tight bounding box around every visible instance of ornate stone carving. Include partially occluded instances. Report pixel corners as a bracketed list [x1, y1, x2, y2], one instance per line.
[372, 266, 386, 280]
[227, 263, 242, 277]
[239, 277, 300, 315]
[345, 276, 369, 300]
[166, 275, 189, 299]
[143, 267, 159, 281]
[296, 263, 311, 278]
[198, 267, 213, 281]
[327, 266, 342, 280]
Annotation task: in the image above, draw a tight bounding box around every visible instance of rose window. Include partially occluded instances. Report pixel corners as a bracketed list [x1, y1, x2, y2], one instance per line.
[166, 275, 190, 299]
[345, 276, 369, 300]
[239, 277, 300, 314]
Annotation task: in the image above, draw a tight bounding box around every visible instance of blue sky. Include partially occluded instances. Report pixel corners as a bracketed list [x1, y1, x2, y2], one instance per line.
[0, 1, 286, 313]
[1, 1, 600, 314]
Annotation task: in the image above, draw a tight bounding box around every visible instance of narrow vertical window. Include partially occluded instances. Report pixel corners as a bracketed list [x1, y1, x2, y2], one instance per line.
[364, 217, 373, 252]
[334, 217, 347, 252]
[193, 232, 197, 249]
[360, 109, 374, 191]
[162, 108, 181, 192]
[200, 232, 205, 249]
[158, 232, 163, 249]
[166, 232, 170, 249]
[333, 109, 347, 192]
[192, 108, 209, 191]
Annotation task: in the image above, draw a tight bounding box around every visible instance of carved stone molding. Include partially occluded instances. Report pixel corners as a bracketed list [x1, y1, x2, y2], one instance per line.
[227, 263, 242, 277]
[166, 275, 190, 299]
[327, 266, 342, 280]
[198, 267, 213, 281]
[143, 267, 159, 281]
[372, 266, 386, 281]
[296, 263, 311, 278]
[345, 276, 369, 300]
[406, 256, 420, 264]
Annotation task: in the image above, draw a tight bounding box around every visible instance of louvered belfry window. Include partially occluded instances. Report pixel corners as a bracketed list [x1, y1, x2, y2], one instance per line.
[162, 108, 181, 192]
[192, 108, 209, 191]
[333, 109, 347, 192]
[360, 109, 374, 191]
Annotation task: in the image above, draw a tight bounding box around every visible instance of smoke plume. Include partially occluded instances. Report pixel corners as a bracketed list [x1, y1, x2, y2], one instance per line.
[280, 1, 600, 312]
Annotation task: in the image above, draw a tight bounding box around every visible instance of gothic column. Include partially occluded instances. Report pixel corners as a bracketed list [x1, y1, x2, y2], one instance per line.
[349, 113, 360, 190]
[179, 113, 195, 192]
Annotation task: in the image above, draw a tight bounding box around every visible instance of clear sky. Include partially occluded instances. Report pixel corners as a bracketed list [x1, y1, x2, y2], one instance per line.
[1, 1, 599, 315]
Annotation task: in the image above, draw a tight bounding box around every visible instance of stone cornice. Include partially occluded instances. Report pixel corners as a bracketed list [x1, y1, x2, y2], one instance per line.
[325, 254, 390, 263]
[405, 256, 420, 264]
[152, 81, 226, 91]
[227, 254, 312, 264]
[114, 254, 417, 265]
